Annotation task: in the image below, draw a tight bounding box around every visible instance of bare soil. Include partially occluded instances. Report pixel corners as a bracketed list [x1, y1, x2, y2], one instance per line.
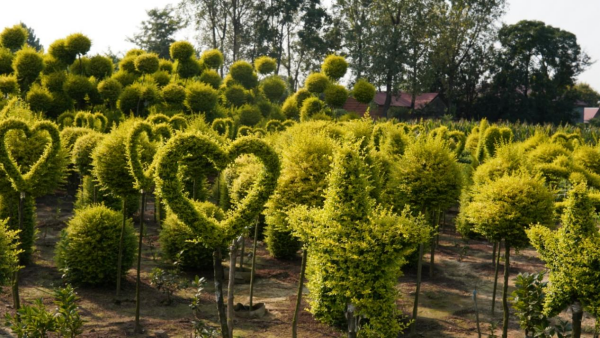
[0, 192, 596, 337]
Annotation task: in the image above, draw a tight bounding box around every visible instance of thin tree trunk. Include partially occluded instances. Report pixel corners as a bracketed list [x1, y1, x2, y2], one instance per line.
[12, 192, 24, 310]
[382, 72, 393, 118]
[239, 237, 245, 270]
[134, 191, 145, 333]
[227, 239, 238, 338]
[492, 240, 501, 316]
[430, 210, 440, 278]
[249, 218, 259, 308]
[347, 303, 358, 338]
[474, 287, 481, 338]
[411, 243, 424, 335]
[292, 248, 308, 338]
[501, 243, 510, 338]
[572, 300, 583, 338]
[116, 198, 127, 301]
[213, 249, 230, 338]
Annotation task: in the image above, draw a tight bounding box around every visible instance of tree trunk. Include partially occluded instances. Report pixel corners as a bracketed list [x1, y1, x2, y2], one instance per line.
[292, 248, 308, 338]
[116, 198, 127, 301]
[134, 191, 145, 334]
[227, 239, 238, 338]
[430, 210, 440, 278]
[501, 243, 510, 338]
[12, 192, 24, 310]
[347, 303, 358, 338]
[249, 218, 259, 308]
[411, 243, 424, 335]
[239, 237, 245, 270]
[382, 72, 393, 118]
[492, 240, 501, 316]
[572, 300, 583, 338]
[213, 249, 229, 338]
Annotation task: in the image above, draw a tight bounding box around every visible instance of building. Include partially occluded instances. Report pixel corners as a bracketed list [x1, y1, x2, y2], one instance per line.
[584, 107, 600, 123]
[343, 91, 446, 119]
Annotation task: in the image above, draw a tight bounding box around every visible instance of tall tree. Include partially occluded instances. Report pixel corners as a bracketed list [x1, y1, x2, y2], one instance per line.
[127, 5, 182, 59]
[19, 23, 42, 52]
[572, 83, 600, 107]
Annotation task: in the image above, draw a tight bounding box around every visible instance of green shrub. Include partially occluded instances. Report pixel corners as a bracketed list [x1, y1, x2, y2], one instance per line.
[125, 48, 145, 57]
[170, 41, 195, 61]
[48, 93, 74, 117]
[118, 55, 138, 73]
[135, 53, 160, 74]
[185, 82, 217, 113]
[264, 224, 301, 260]
[152, 70, 171, 87]
[117, 83, 160, 116]
[63, 74, 93, 104]
[254, 56, 277, 75]
[111, 70, 137, 87]
[0, 47, 14, 75]
[199, 69, 221, 89]
[88, 55, 113, 79]
[281, 96, 299, 120]
[321, 54, 347, 80]
[162, 83, 186, 105]
[65, 33, 91, 56]
[352, 78, 375, 104]
[200, 49, 224, 69]
[159, 59, 173, 73]
[48, 39, 77, 65]
[0, 75, 18, 96]
[55, 205, 136, 285]
[42, 54, 66, 74]
[229, 60, 258, 89]
[300, 97, 324, 121]
[224, 84, 246, 107]
[12, 47, 44, 92]
[98, 78, 122, 105]
[0, 25, 27, 52]
[175, 58, 202, 79]
[304, 73, 329, 94]
[42, 71, 67, 92]
[26, 84, 53, 113]
[260, 75, 286, 102]
[0, 219, 22, 291]
[238, 104, 262, 126]
[69, 56, 90, 76]
[324, 84, 348, 108]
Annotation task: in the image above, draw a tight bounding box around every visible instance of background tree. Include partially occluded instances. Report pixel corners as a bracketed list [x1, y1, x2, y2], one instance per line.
[572, 82, 600, 106]
[19, 23, 42, 52]
[127, 5, 183, 59]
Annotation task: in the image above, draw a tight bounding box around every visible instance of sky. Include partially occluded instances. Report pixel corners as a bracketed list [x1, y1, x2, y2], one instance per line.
[1, 0, 599, 92]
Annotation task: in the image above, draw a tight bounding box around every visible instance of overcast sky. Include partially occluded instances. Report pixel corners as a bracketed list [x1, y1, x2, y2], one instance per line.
[1, 0, 599, 92]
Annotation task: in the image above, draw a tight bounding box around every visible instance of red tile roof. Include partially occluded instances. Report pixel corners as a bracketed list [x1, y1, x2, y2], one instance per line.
[584, 108, 600, 123]
[373, 92, 439, 109]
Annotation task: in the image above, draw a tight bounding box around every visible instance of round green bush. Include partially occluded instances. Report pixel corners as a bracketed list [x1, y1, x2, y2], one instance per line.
[111, 70, 137, 87]
[0, 75, 18, 96]
[63, 74, 93, 103]
[254, 56, 277, 75]
[49, 92, 74, 117]
[48, 39, 76, 65]
[0, 25, 27, 52]
[321, 54, 348, 80]
[159, 59, 173, 73]
[260, 76, 286, 102]
[175, 58, 202, 79]
[135, 53, 160, 74]
[152, 70, 170, 87]
[265, 224, 301, 259]
[125, 49, 145, 57]
[42, 71, 67, 92]
[65, 33, 91, 56]
[170, 41, 195, 61]
[42, 55, 66, 74]
[200, 49, 224, 69]
[185, 82, 217, 113]
[199, 69, 221, 89]
[300, 97, 324, 121]
[88, 55, 113, 79]
[352, 78, 375, 104]
[0, 47, 14, 75]
[281, 96, 299, 120]
[118, 55, 137, 73]
[238, 104, 262, 126]
[223, 74, 236, 87]
[12, 47, 44, 91]
[294, 88, 311, 107]
[230, 60, 258, 89]
[162, 83, 186, 105]
[55, 205, 136, 286]
[118, 83, 160, 116]
[160, 201, 226, 269]
[304, 73, 329, 94]
[69, 57, 90, 75]
[26, 85, 52, 113]
[224, 84, 246, 107]
[324, 84, 348, 107]
[98, 78, 122, 104]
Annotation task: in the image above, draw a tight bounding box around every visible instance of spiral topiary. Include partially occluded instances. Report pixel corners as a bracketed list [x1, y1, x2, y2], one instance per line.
[185, 82, 217, 113]
[300, 97, 324, 122]
[260, 76, 286, 102]
[304, 73, 329, 94]
[199, 69, 221, 89]
[230, 60, 258, 89]
[88, 55, 113, 79]
[26, 85, 52, 113]
[352, 78, 376, 104]
[162, 83, 186, 105]
[254, 56, 277, 75]
[0, 47, 14, 75]
[238, 104, 262, 126]
[0, 25, 27, 52]
[98, 78, 122, 105]
[135, 53, 160, 75]
[65, 33, 91, 57]
[55, 205, 137, 285]
[170, 41, 195, 61]
[12, 47, 44, 92]
[0, 75, 18, 96]
[321, 54, 347, 80]
[324, 84, 348, 108]
[266, 120, 284, 133]
[200, 49, 224, 69]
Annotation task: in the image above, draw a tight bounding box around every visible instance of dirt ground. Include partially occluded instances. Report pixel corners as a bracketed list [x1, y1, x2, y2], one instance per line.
[0, 191, 597, 337]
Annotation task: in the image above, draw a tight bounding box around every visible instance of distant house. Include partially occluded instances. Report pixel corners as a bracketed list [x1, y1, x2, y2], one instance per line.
[343, 91, 446, 119]
[573, 100, 588, 124]
[584, 107, 600, 123]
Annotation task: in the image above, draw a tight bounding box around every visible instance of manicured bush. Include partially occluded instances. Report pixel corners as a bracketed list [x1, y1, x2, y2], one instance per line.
[152, 70, 170, 87]
[55, 205, 136, 285]
[238, 104, 262, 126]
[199, 69, 221, 89]
[65, 33, 91, 57]
[0, 47, 14, 75]
[170, 41, 195, 61]
[162, 83, 186, 105]
[200, 49, 224, 69]
[254, 56, 277, 75]
[0, 219, 21, 291]
[0, 25, 27, 52]
[185, 82, 217, 113]
[0, 75, 18, 96]
[98, 78, 122, 105]
[48, 39, 76, 66]
[63, 74, 93, 105]
[229, 60, 258, 89]
[26, 85, 53, 113]
[12, 47, 44, 92]
[324, 84, 348, 108]
[111, 70, 137, 87]
[159, 59, 173, 73]
[42, 71, 67, 92]
[304, 73, 329, 94]
[260, 76, 286, 102]
[321, 54, 347, 80]
[88, 55, 113, 79]
[352, 78, 375, 104]
[224, 84, 246, 107]
[300, 97, 324, 121]
[281, 96, 299, 120]
[175, 58, 202, 79]
[135, 53, 160, 75]
[117, 83, 160, 116]
[118, 55, 138, 73]
[69, 57, 90, 76]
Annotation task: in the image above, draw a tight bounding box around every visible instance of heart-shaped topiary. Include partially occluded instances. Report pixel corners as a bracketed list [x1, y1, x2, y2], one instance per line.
[126, 121, 172, 191]
[155, 133, 280, 248]
[0, 118, 61, 193]
[74, 112, 108, 132]
[147, 113, 188, 131]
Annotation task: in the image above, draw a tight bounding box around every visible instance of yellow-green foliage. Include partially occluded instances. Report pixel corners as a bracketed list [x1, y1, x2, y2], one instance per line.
[65, 33, 91, 56]
[527, 183, 600, 318]
[200, 49, 223, 69]
[159, 59, 173, 73]
[300, 97, 324, 122]
[175, 58, 202, 79]
[154, 70, 171, 87]
[324, 83, 348, 108]
[63, 74, 93, 103]
[118, 82, 161, 116]
[199, 69, 221, 89]
[229, 60, 258, 89]
[223, 84, 247, 107]
[238, 104, 262, 126]
[281, 96, 299, 120]
[0, 75, 18, 95]
[170, 41, 195, 61]
[49, 38, 76, 65]
[254, 56, 277, 75]
[321, 54, 347, 80]
[260, 75, 286, 102]
[161, 83, 185, 105]
[88, 55, 113, 79]
[26, 84, 52, 113]
[0, 25, 27, 52]
[185, 82, 217, 113]
[72, 132, 105, 176]
[0, 219, 22, 291]
[118, 55, 138, 74]
[111, 70, 137, 87]
[12, 47, 44, 92]
[351, 78, 375, 104]
[573, 145, 600, 175]
[0, 48, 14, 75]
[294, 88, 312, 107]
[135, 53, 159, 74]
[97, 78, 122, 105]
[55, 205, 136, 285]
[42, 71, 67, 92]
[304, 73, 329, 94]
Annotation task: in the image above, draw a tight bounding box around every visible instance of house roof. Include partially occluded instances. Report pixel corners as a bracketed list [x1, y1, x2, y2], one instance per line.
[373, 92, 439, 109]
[584, 108, 600, 123]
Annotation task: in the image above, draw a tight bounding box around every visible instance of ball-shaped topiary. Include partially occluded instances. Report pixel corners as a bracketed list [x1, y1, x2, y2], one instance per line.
[26, 85, 53, 113]
[42, 55, 66, 75]
[0, 75, 18, 96]
[321, 54, 348, 80]
[65, 33, 91, 56]
[118, 55, 137, 74]
[55, 205, 136, 286]
[48, 39, 76, 66]
[12, 47, 44, 91]
[200, 49, 224, 69]
[254, 56, 277, 75]
[324, 84, 348, 108]
[260, 76, 286, 102]
[185, 82, 218, 113]
[162, 83, 186, 105]
[160, 201, 226, 269]
[159, 59, 173, 73]
[42, 71, 67, 92]
[152, 70, 170, 87]
[88, 55, 113, 79]
[224, 84, 246, 107]
[112, 70, 137, 87]
[352, 78, 376, 104]
[135, 53, 160, 74]
[49, 93, 74, 117]
[98, 78, 122, 104]
[300, 97, 324, 121]
[125, 49, 144, 57]
[175, 58, 202, 79]
[63, 74, 93, 103]
[117, 83, 160, 116]
[238, 104, 262, 126]
[199, 69, 221, 89]
[0, 47, 14, 75]
[282, 96, 299, 120]
[0, 25, 27, 52]
[69, 57, 90, 76]
[170, 41, 195, 61]
[230, 60, 258, 89]
[304, 73, 329, 94]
